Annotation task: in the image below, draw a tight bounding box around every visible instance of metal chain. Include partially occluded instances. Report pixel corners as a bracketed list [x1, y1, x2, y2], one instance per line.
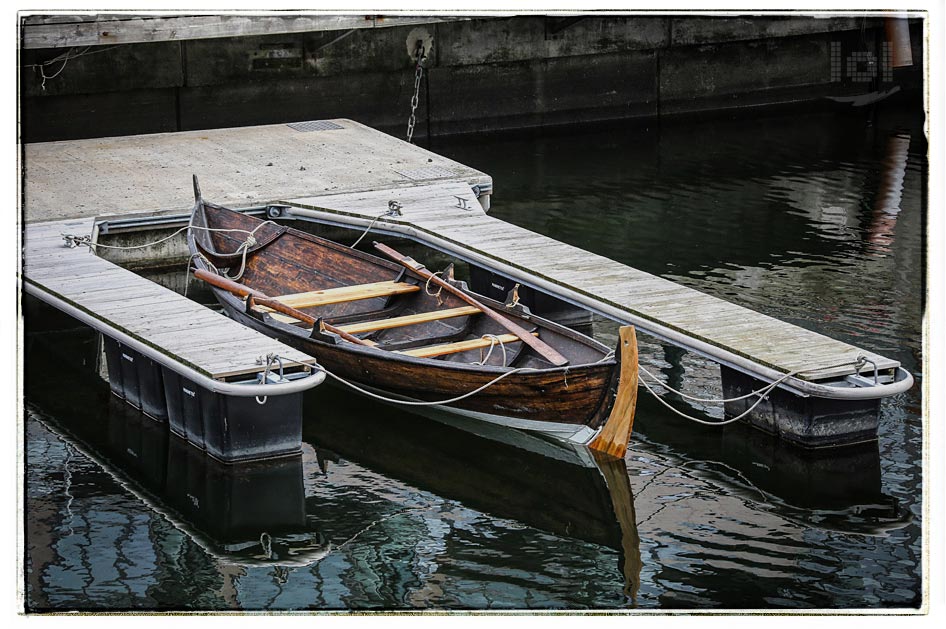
[406, 45, 426, 144]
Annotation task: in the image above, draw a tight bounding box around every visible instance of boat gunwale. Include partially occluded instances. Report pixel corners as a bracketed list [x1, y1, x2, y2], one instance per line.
[190, 199, 617, 375]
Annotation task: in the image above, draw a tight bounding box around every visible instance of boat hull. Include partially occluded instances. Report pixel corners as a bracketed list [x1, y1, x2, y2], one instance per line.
[222, 302, 619, 433]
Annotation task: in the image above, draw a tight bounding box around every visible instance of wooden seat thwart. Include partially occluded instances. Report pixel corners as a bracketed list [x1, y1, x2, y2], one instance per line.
[255, 280, 420, 312]
[261, 304, 481, 329]
[397, 332, 539, 359]
[338, 306, 481, 334]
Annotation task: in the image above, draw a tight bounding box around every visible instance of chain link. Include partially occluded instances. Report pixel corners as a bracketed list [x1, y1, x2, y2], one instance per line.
[406, 45, 426, 144]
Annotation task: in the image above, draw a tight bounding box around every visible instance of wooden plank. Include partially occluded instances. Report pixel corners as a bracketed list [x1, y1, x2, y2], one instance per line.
[337, 306, 482, 334]
[22, 15, 464, 49]
[260, 281, 420, 310]
[397, 332, 537, 359]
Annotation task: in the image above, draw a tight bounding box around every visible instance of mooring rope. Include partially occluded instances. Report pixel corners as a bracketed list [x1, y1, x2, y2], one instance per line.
[268, 350, 865, 428]
[638, 370, 789, 427]
[638, 364, 796, 404]
[349, 201, 403, 248]
[473, 334, 508, 367]
[270, 353, 537, 407]
[424, 271, 444, 297]
[636, 357, 867, 426]
[65, 221, 279, 289]
[225, 236, 256, 281]
[62, 222, 275, 253]
[183, 252, 217, 298]
[324, 363, 532, 406]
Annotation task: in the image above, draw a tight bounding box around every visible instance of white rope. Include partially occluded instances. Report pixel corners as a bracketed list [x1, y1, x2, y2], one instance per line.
[63, 222, 275, 252]
[424, 271, 444, 298]
[274, 353, 534, 407]
[323, 364, 533, 406]
[474, 334, 507, 367]
[637, 357, 864, 427]
[39, 54, 69, 91]
[638, 357, 864, 404]
[183, 252, 217, 297]
[224, 235, 257, 281]
[638, 371, 784, 426]
[349, 201, 403, 248]
[349, 214, 386, 249]
[638, 364, 795, 404]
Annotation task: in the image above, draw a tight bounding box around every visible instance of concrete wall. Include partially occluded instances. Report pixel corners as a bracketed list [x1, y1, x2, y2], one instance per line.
[20, 15, 925, 142]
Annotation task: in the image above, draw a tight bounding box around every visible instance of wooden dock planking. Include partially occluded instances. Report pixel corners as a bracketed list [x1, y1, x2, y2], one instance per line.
[284, 182, 900, 382]
[22, 218, 315, 380]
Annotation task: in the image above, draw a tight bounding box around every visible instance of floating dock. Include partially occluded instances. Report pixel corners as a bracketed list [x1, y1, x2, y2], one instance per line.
[22, 217, 325, 462]
[22, 119, 913, 448]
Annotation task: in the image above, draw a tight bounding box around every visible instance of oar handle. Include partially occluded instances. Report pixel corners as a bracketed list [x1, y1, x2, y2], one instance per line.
[191, 268, 372, 347]
[372, 242, 569, 366]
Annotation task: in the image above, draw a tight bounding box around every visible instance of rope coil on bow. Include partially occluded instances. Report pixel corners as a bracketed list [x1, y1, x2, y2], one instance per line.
[474, 334, 508, 367]
[424, 271, 444, 298]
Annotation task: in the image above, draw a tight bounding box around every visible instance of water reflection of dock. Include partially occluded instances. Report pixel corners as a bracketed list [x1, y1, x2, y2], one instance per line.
[635, 392, 912, 535]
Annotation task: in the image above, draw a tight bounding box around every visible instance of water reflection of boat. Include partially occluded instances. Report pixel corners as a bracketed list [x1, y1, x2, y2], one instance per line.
[304, 387, 642, 600]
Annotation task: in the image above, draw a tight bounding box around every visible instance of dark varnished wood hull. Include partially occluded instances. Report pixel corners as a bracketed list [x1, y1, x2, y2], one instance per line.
[189, 190, 632, 444]
[225, 303, 618, 430]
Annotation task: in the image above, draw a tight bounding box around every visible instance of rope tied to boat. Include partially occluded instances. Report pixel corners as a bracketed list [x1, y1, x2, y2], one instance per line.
[273, 353, 539, 407]
[254, 353, 287, 404]
[424, 271, 444, 300]
[637, 355, 872, 427]
[349, 201, 404, 249]
[225, 233, 258, 281]
[61, 221, 276, 254]
[474, 334, 508, 367]
[64, 220, 277, 289]
[183, 251, 217, 297]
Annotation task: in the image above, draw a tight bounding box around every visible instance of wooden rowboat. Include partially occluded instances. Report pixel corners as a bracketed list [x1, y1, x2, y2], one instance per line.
[187, 182, 639, 457]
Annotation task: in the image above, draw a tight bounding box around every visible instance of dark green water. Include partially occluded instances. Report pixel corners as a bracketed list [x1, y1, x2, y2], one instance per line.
[24, 107, 925, 611]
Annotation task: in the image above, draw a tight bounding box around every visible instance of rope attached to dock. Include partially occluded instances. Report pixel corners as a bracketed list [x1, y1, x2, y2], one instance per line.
[62, 222, 276, 253]
[349, 200, 403, 249]
[271, 353, 535, 407]
[636, 357, 867, 427]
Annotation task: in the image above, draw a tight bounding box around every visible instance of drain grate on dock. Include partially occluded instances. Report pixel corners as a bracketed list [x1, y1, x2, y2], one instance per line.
[287, 120, 344, 132]
[395, 166, 458, 180]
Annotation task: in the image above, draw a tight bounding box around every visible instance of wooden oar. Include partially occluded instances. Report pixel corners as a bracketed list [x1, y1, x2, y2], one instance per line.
[192, 268, 372, 347]
[372, 242, 570, 366]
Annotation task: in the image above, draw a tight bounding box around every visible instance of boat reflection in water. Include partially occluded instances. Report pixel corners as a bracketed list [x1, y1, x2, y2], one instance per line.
[305, 386, 643, 601]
